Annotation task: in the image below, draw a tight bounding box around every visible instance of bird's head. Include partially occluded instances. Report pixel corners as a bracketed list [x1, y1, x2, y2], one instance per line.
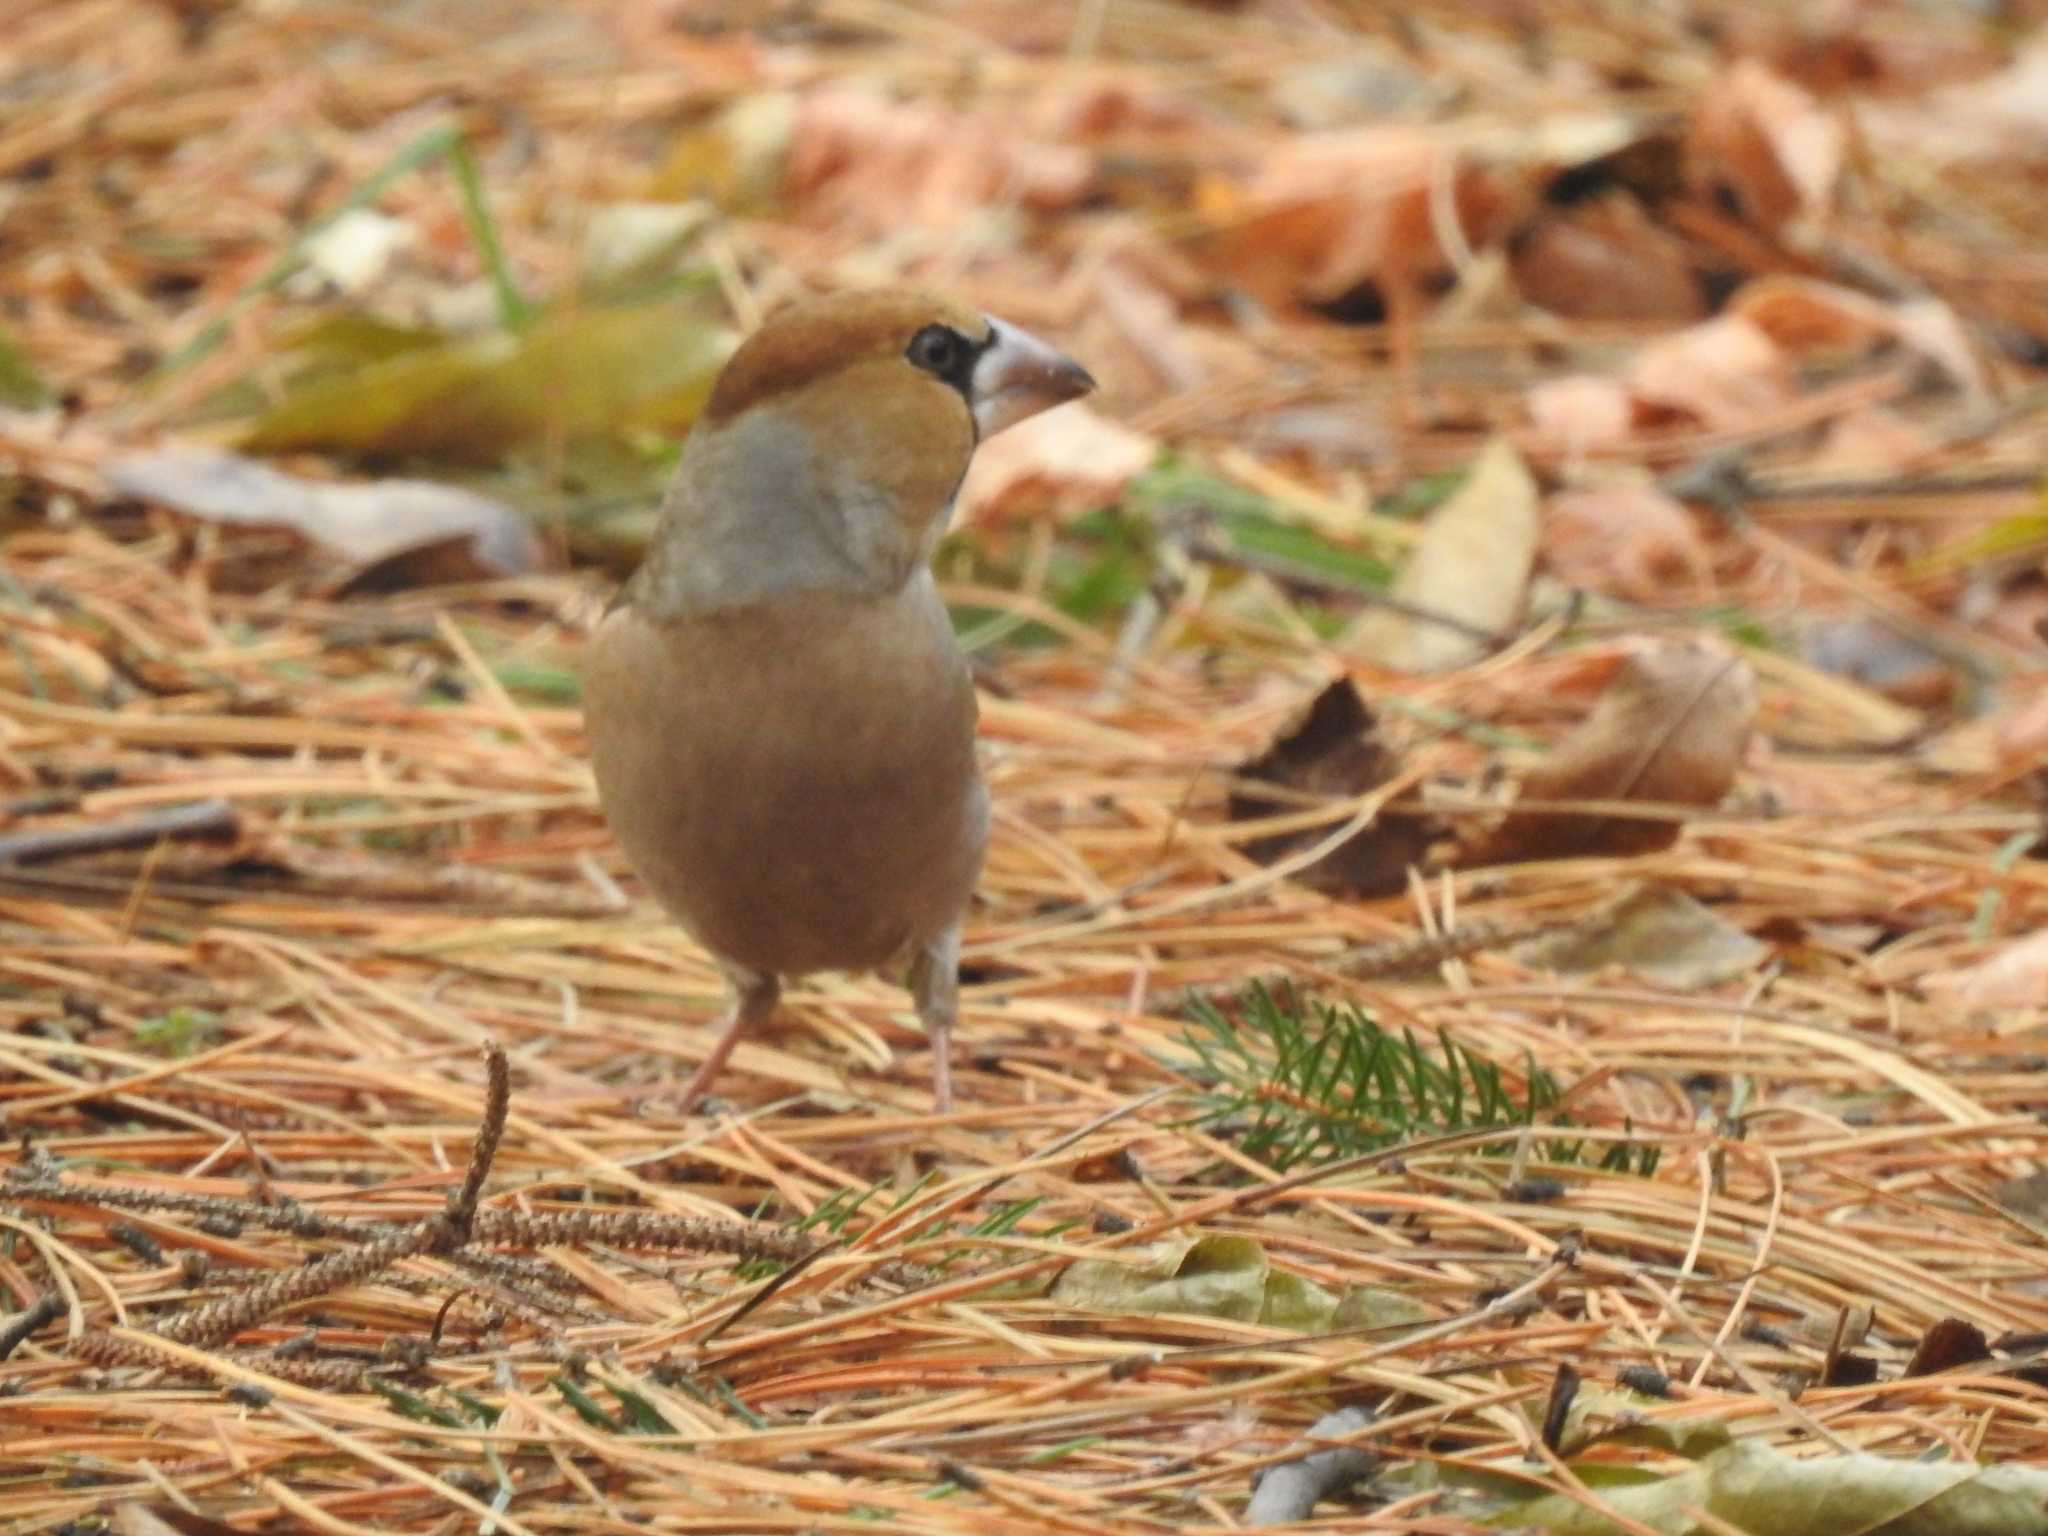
[644, 289, 1095, 612]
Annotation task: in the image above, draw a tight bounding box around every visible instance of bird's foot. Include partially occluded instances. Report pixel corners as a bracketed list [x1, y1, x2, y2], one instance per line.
[909, 926, 960, 1114]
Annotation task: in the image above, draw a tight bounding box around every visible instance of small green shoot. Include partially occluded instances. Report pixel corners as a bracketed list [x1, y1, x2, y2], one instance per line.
[134, 1007, 224, 1058]
[446, 137, 532, 331]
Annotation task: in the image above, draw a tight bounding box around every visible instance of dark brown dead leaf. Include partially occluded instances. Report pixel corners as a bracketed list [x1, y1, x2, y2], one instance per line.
[1510, 192, 1706, 323]
[112, 1506, 245, 1536]
[1471, 644, 1757, 864]
[1227, 678, 1435, 896]
[1905, 1318, 1993, 1378]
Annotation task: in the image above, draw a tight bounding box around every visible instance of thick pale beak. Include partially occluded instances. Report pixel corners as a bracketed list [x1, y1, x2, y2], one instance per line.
[970, 317, 1096, 438]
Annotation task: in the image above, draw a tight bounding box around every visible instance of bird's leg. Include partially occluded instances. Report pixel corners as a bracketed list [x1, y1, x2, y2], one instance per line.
[908, 925, 961, 1112]
[673, 965, 780, 1113]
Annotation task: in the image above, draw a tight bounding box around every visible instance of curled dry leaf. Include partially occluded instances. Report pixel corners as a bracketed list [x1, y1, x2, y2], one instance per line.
[1348, 437, 1538, 673]
[1470, 644, 1758, 864]
[1728, 280, 1988, 400]
[1728, 275, 1896, 356]
[1543, 481, 1713, 605]
[106, 450, 542, 587]
[232, 301, 734, 459]
[1227, 678, 1435, 898]
[1683, 59, 1843, 232]
[957, 403, 1156, 527]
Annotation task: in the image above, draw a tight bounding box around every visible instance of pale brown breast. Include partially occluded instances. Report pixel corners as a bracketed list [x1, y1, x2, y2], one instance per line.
[581, 575, 985, 978]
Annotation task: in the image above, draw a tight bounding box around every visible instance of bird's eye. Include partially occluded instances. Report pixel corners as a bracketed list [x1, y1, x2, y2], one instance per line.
[906, 324, 964, 377]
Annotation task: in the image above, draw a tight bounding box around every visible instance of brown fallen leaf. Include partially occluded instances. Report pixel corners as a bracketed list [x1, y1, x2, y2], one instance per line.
[1211, 126, 1517, 309]
[1729, 280, 1988, 401]
[1628, 315, 1795, 432]
[1683, 59, 1843, 233]
[1347, 437, 1538, 673]
[1509, 191, 1706, 323]
[1227, 678, 1436, 897]
[1727, 275, 1896, 356]
[1542, 480, 1713, 606]
[106, 450, 542, 588]
[1470, 644, 1758, 864]
[957, 404, 1156, 527]
[1904, 1318, 1993, 1379]
[1908, 684, 2048, 782]
[1879, 37, 2048, 160]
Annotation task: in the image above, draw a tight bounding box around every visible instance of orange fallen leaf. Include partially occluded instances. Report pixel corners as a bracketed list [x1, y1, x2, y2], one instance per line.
[1684, 59, 1843, 232]
[1728, 275, 1895, 355]
[1470, 644, 1757, 864]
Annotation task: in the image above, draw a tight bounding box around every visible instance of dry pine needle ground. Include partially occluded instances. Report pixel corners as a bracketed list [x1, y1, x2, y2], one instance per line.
[2, 1, 2047, 1532]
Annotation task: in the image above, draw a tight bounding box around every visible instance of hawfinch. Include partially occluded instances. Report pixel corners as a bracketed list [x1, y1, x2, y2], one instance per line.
[582, 288, 1095, 1112]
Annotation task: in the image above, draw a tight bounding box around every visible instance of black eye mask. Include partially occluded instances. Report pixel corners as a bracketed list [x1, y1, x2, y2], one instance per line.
[905, 323, 990, 405]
